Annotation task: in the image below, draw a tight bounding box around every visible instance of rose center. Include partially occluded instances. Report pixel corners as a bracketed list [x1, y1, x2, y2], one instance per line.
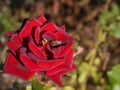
[41, 39, 48, 45]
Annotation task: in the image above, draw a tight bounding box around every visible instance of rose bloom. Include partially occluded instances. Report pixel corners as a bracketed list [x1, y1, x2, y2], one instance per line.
[3, 14, 76, 86]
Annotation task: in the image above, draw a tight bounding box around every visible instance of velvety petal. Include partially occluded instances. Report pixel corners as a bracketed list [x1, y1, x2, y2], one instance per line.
[64, 49, 74, 68]
[9, 33, 21, 43]
[46, 50, 74, 75]
[47, 73, 62, 86]
[59, 64, 76, 75]
[41, 22, 57, 32]
[60, 25, 65, 31]
[38, 14, 47, 24]
[46, 65, 68, 75]
[59, 41, 73, 57]
[42, 31, 56, 41]
[19, 18, 42, 40]
[46, 64, 76, 86]
[34, 27, 41, 44]
[20, 54, 40, 71]
[52, 47, 61, 58]
[28, 41, 46, 59]
[37, 59, 64, 70]
[55, 32, 69, 42]
[3, 52, 35, 80]
[7, 34, 22, 54]
[27, 51, 41, 62]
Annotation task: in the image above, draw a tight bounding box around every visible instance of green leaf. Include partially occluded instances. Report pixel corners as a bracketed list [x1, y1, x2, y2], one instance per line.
[32, 80, 44, 90]
[107, 64, 120, 90]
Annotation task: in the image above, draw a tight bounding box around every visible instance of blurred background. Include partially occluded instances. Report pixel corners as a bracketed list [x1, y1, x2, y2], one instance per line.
[0, 0, 120, 90]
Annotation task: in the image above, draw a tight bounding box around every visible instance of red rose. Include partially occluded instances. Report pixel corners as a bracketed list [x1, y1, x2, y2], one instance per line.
[3, 14, 76, 86]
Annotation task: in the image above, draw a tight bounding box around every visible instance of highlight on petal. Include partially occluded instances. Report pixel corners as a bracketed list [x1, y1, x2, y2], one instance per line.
[64, 49, 74, 68]
[34, 27, 41, 44]
[20, 54, 39, 71]
[38, 14, 47, 24]
[37, 59, 64, 70]
[46, 65, 68, 75]
[55, 31, 69, 42]
[19, 18, 42, 40]
[41, 22, 57, 32]
[3, 52, 35, 80]
[60, 64, 76, 75]
[28, 41, 46, 59]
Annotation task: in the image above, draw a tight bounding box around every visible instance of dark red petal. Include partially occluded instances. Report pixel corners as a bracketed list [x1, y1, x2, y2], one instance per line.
[60, 25, 65, 31]
[28, 41, 46, 59]
[34, 27, 41, 44]
[3, 53, 35, 80]
[27, 52, 41, 62]
[53, 47, 61, 58]
[41, 22, 57, 32]
[47, 73, 62, 86]
[64, 49, 74, 68]
[37, 59, 64, 69]
[59, 41, 73, 57]
[42, 31, 56, 41]
[20, 54, 40, 71]
[46, 51, 75, 75]
[46, 64, 76, 86]
[19, 18, 42, 40]
[7, 34, 22, 54]
[55, 32, 68, 42]
[7, 42, 21, 54]
[9, 33, 21, 43]
[38, 14, 47, 24]
[46, 65, 68, 75]
[60, 64, 76, 75]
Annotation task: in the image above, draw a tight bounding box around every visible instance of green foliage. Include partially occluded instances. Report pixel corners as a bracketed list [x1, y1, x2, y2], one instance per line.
[0, 9, 18, 32]
[107, 64, 120, 90]
[32, 80, 44, 90]
[99, 5, 120, 38]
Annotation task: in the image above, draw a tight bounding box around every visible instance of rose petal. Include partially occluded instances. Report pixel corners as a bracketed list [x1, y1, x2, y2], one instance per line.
[19, 18, 42, 40]
[7, 34, 22, 54]
[27, 52, 41, 62]
[59, 64, 76, 75]
[28, 41, 46, 59]
[42, 31, 56, 41]
[9, 33, 21, 43]
[47, 73, 62, 86]
[34, 27, 41, 44]
[20, 54, 40, 71]
[3, 53, 35, 80]
[55, 32, 69, 42]
[41, 22, 57, 32]
[37, 59, 64, 69]
[59, 41, 73, 57]
[38, 14, 47, 24]
[64, 49, 74, 68]
[46, 50, 74, 75]
[46, 65, 68, 75]
[60, 25, 65, 31]
[46, 64, 76, 86]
